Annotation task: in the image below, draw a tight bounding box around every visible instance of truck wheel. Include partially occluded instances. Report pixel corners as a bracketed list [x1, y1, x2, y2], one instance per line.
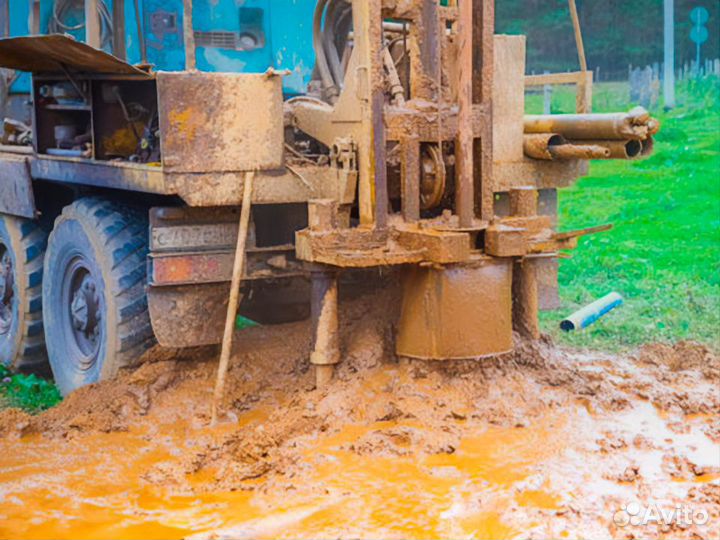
[43, 198, 155, 395]
[0, 215, 48, 371]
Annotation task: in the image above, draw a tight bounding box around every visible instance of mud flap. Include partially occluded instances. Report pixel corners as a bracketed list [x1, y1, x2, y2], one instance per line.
[396, 259, 513, 360]
[148, 284, 229, 348]
[0, 156, 35, 219]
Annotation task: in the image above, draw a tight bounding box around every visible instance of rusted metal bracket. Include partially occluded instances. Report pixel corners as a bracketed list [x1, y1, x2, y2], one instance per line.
[529, 223, 613, 253]
[296, 201, 472, 268]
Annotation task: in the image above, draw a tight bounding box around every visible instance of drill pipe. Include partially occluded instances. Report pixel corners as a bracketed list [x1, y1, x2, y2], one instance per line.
[524, 107, 652, 141]
[647, 118, 661, 136]
[566, 139, 643, 160]
[641, 136, 655, 156]
[549, 144, 610, 160]
[523, 133, 610, 160]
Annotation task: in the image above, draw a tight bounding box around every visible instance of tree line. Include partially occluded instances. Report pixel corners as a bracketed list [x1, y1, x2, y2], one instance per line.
[496, 0, 720, 79]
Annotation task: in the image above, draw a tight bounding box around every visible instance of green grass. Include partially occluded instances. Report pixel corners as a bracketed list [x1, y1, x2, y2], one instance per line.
[0, 364, 62, 413]
[530, 78, 720, 351]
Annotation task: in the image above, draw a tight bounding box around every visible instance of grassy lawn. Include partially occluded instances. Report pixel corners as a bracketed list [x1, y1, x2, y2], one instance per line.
[529, 79, 720, 351]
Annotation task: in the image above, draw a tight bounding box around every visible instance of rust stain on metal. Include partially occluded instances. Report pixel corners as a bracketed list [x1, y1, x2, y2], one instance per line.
[158, 72, 284, 174]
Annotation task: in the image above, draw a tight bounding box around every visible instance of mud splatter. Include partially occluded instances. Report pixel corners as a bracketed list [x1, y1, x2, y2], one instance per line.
[0, 285, 718, 540]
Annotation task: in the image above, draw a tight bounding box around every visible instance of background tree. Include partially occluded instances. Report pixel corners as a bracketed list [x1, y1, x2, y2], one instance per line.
[496, 0, 720, 78]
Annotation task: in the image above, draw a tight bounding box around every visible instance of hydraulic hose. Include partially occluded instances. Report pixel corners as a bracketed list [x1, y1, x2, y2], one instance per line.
[49, 0, 114, 49]
[322, 0, 341, 84]
[312, 0, 338, 102]
[322, 0, 352, 89]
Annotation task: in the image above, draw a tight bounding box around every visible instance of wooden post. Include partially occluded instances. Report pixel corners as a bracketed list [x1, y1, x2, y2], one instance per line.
[568, 0, 587, 72]
[543, 71, 552, 114]
[568, 0, 592, 113]
[576, 70, 593, 113]
[210, 172, 255, 425]
[85, 0, 101, 48]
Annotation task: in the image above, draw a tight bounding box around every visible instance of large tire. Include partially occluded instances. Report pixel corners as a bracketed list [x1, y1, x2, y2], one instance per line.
[0, 215, 48, 371]
[43, 198, 155, 395]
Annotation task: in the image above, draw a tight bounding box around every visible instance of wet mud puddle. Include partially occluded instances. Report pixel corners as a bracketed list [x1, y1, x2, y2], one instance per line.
[1, 399, 717, 540]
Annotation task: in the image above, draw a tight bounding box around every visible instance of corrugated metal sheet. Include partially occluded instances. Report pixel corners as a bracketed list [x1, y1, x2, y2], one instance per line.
[0, 35, 152, 77]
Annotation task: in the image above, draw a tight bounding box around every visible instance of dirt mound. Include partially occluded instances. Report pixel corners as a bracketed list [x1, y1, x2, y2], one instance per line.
[1, 281, 719, 539]
[0, 407, 32, 438]
[636, 340, 719, 377]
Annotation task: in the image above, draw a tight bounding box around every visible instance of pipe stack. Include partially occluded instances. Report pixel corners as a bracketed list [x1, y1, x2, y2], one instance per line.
[523, 107, 660, 161]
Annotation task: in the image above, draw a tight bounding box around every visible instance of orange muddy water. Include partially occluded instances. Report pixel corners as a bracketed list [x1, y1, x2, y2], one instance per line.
[0, 292, 718, 539]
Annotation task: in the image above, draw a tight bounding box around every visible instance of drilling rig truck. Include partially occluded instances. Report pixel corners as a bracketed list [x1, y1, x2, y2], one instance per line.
[0, 0, 658, 394]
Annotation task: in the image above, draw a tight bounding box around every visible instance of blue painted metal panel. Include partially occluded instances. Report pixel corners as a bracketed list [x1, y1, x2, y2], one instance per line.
[268, 0, 316, 94]
[140, 0, 186, 70]
[192, 0, 315, 94]
[8, 0, 317, 95]
[39, 0, 83, 40]
[8, 0, 31, 92]
[194, 0, 272, 75]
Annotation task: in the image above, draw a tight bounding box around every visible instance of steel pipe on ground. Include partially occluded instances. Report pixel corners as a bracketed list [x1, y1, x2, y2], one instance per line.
[560, 292, 624, 332]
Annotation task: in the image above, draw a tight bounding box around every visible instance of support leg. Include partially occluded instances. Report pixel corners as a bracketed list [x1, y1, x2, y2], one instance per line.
[513, 259, 540, 340]
[311, 270, 340, 389]
[510, 186, 540, 340]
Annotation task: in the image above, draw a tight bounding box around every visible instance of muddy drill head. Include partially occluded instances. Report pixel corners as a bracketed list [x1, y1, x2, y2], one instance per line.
[288, 0, 658, 366]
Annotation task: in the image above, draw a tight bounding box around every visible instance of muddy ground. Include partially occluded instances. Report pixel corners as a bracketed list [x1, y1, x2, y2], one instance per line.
[0, 282, 718, 540]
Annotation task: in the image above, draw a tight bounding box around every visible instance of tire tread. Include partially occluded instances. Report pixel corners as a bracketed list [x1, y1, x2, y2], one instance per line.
[50, 198, 154, 373]
[0, 216, 48, 369]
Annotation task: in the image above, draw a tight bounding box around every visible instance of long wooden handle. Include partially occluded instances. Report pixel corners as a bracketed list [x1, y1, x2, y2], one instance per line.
[210, 171, 255, 425]
[568, 0, 587, 72]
